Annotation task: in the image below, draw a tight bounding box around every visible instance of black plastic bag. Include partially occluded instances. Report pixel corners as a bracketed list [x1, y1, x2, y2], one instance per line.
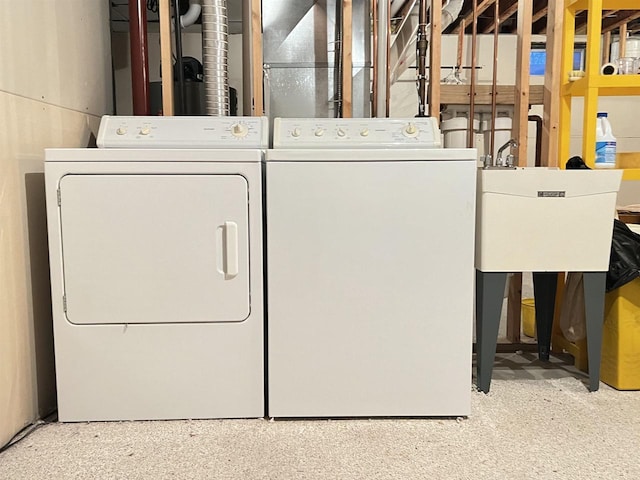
[607, 219, 640, 292]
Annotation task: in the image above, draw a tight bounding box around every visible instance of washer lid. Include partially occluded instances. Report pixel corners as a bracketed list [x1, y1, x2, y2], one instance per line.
[59, 174, 251, 325]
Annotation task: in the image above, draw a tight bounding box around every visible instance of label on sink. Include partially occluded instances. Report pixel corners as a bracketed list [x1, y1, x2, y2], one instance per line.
[537, 191, 566, 198]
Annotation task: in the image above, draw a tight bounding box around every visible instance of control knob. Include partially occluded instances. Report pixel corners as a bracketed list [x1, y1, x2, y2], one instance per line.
[231, 123, 249, 137]
[403, 123, 418, 136]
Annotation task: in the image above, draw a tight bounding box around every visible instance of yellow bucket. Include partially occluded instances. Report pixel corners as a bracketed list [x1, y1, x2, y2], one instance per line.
[522, 298, 536, 338]
[601, 278, 640, 390]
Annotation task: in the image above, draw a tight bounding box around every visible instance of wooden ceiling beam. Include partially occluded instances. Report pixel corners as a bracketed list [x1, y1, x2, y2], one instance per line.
[531, 5, 548, 24]
[453, 0, 496, 33]
[603, 11, 640, 33]
[483, 0, 519, 33]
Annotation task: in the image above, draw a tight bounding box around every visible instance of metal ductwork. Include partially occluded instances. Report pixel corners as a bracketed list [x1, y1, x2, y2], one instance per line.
[262, 0, 371, 119]
[202, 0, 230, 116]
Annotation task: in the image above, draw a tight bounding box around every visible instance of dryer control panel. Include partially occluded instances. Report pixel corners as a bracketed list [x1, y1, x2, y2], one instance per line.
[273, 117, 442, 149]
[97, 116, 269, 149]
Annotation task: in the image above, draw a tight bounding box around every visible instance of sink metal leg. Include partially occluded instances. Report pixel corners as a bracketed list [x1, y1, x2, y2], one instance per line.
[583, 272, 607, 392]
[532, 272, 558, 361]
[476, 270, 508, 393]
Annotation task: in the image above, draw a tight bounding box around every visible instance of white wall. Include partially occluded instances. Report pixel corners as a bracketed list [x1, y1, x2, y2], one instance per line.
[0, 1, 113, 446]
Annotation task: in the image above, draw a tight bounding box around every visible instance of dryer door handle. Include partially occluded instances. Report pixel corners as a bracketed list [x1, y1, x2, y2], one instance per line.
[224, 221, 239, 278]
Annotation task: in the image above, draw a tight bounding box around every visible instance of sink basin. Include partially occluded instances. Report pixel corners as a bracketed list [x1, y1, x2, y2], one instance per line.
[476, 167, 622, 272]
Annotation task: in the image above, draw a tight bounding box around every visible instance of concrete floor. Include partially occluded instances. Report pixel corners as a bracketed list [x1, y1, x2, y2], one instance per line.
[1, 353, 639, 480]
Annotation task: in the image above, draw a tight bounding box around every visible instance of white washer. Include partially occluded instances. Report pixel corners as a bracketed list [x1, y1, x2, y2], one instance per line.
[45, 116, 267, 421]
[266, 118, 477, 417]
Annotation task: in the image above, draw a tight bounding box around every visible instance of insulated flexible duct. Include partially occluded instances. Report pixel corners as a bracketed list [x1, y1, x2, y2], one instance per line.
[202, 0, 229, 116]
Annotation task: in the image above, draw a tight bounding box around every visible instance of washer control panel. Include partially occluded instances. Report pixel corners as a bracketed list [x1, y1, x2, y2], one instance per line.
[273, 117, 441, 149]
[97, 116, 269, 148]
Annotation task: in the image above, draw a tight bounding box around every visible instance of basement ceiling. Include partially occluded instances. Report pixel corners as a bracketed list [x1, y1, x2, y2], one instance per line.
[446, 0, 640, 35]
[110, 1, 640, 37]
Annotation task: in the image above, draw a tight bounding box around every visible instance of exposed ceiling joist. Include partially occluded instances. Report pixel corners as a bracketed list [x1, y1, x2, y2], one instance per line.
[482, 0, 519, 33]
[602, 11, 640, 33]
[531, 5, 548, 24]
[453, 0, 496, 33]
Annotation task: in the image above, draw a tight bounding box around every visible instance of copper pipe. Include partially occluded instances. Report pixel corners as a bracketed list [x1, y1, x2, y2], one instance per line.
[129, 0, 150, 115]
[385, 0, 391, 117]
[372, 0, 378, 117]
[468, 0, 477, 148]
[457, 19, 465, 69]
[490, 0, 499, 158]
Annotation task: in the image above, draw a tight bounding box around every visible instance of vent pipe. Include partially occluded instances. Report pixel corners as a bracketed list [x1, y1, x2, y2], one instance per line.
[129, 0, 150, 115]
[202, 0, 230, 116]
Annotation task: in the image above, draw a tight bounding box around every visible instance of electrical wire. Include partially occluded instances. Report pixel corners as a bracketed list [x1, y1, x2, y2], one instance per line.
[0, 413, 57, 455]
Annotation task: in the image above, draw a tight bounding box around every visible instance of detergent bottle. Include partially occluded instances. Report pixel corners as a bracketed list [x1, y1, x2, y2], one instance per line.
[595, 112, 617, 168]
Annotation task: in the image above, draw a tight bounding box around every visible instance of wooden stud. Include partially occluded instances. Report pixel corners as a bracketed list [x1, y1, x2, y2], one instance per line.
[603, 31, 612, 65]
[507, 273, 523, 344]
[242, 0, 263, 116]
[620, 23, 628, 58]
[428, 0, 442, 119]
[514, 0, 533, 167]
[342, 0, 353, 118]
[541, 0, 564, 167]
[159, 0, 174, 116]
[251, 0, 264, 116]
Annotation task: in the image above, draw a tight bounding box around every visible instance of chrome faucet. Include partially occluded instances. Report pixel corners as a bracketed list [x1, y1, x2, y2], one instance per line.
[496, 139, 518, 167]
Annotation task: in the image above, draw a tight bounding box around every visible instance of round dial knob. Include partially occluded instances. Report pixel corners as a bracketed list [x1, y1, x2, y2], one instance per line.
[336, 128, 346, 137]
[116, 127, 127, 135]
[360, 128, 369, 137]
[404, 123, 418, 136]
[291, 128, 301, 138]
[140, 127, 151, 135]
[231, 123, 248, 137]
[314, 128, 325, 137]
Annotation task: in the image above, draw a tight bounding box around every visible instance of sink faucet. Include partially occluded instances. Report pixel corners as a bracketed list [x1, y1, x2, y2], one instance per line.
[496, 139, 518, 167]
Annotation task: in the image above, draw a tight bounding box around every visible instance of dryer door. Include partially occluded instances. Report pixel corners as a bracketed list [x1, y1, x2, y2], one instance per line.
[58, 174, 251, 325]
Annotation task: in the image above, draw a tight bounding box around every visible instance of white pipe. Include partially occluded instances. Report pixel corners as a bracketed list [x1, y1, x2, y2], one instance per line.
[180, 0, 202, 28]
[442, 0, 463, 28]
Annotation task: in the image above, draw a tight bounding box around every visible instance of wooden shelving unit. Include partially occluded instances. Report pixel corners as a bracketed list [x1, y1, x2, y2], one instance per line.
[559, 0, 640, 180]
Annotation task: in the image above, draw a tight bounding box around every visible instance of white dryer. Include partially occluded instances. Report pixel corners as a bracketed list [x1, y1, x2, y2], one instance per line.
[45, 116, 267, 421]
[266, 118, 477, 417]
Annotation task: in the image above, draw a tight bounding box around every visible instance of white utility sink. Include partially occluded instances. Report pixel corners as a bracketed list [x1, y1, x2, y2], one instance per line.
[476, 167, 623, 272]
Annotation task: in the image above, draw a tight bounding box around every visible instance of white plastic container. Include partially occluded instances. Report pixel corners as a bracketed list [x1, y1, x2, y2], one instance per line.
[595, 112, 617, 169]
[441, 117, 480, 149]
